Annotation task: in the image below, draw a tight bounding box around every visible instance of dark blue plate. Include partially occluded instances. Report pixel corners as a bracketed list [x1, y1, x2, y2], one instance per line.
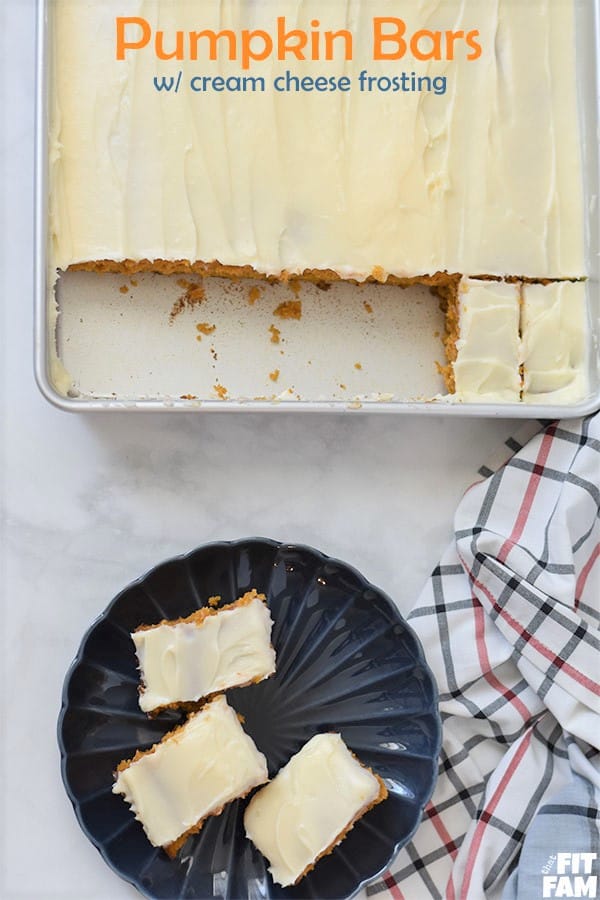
[58, 538, 441, 900]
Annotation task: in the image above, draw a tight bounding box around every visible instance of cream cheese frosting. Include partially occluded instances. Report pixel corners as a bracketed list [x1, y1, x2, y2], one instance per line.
[50, 0, 584, 280]
[244, 733, 385, 887]
[522, 282, 589, 405]
[113, 694, 268, 849]
[133, 592, 276, 713]
[452, 279, 522, 403]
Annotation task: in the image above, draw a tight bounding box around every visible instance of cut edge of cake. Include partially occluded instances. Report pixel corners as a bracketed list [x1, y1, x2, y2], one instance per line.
[67, 258, 457, 288]
[134, 587, 266, 631]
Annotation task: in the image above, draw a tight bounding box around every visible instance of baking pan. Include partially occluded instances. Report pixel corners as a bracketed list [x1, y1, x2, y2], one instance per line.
[34, 0, 600, 416]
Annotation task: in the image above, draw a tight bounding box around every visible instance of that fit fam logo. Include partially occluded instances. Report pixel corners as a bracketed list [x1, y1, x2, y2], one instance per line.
[542, 853, 598, 898]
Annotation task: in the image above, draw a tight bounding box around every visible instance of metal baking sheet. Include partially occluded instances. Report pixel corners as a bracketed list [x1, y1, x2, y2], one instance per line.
[55, 273, 448, 406]
[34, 0, 600, 416]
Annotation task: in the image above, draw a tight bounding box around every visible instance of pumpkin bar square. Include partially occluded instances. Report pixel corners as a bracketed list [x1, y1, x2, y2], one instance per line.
[133, 590, 276, 714]
[244, 732, 387, 886]
[113, 694, 268, 857]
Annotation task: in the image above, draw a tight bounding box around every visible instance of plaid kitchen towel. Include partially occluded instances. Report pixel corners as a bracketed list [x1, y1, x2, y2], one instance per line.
[368, 414, 600, 900]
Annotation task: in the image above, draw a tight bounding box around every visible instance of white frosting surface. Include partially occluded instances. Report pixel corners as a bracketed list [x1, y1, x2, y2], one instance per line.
[453, 279, 522, 403]
[133, 594, 276, 713]
[244, 733, 382, 887]
[522, 282, 589, 404]
[113, 695, 268, 848]
[50, 0, 584, 279]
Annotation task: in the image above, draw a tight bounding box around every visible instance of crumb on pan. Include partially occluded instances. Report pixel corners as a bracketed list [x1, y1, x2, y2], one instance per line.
[169, 280, 206, 323]
[248, 286, 262, 305]
[273, 300, 302, 320]
[196, 322, 217, 341]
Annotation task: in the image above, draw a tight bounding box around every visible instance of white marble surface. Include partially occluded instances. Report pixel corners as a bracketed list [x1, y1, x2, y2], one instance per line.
[0, 3, 525, 898]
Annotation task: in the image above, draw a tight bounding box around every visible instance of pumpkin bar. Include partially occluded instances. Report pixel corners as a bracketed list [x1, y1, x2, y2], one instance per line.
[113, 694, 268, 857]
[133, 590, 276, 714]
[244, 733, 387, 886]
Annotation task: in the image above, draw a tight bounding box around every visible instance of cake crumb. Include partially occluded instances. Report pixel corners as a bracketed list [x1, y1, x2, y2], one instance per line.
[354, 362, 362, 370]
[363, 301, 374, 314]
[372, 266, 386, 283]
[130, 278, 138, 287]
[269, 369, 280, 383]
[268, 324, 281, 344]
[213, 384, 228, 400]
[119, 285, 129, 294]
[273, 300, 302, 320]
[248, 286, 262, 305]
[188, 286, 206, 303]
[237, 712, 246, 724]
[169, 281, 206, 323]
[196, 322, 216, 338]
[339, 383, 347, 390]
[207, 595, 221, 607]
[180, 394, 197, 400]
